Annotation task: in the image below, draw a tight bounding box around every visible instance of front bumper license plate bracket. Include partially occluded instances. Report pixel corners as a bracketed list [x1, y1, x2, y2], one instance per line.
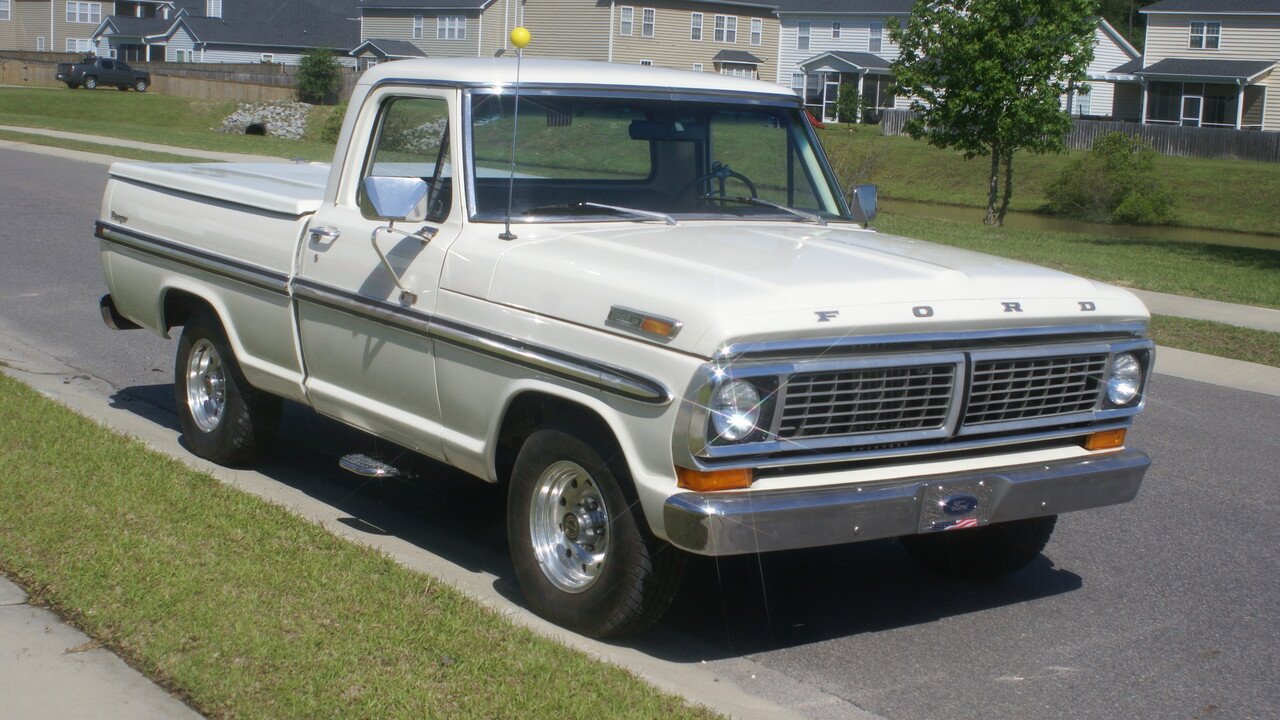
[918, 477, 995, 533]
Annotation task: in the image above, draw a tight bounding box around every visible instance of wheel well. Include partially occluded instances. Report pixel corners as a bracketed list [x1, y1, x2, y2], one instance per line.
[494, 392, 619, 485]
[162, 289, 215, 332]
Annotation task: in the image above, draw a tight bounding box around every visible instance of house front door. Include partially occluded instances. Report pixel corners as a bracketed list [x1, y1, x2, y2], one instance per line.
[823, 75, 841, 123]
[1181, 96, 1203, 127]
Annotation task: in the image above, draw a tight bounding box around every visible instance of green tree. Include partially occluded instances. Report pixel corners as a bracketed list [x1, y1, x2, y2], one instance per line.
[295, 48, 342, 105]
[836, 83, 862, 124]
[889, 0, 1097, 225]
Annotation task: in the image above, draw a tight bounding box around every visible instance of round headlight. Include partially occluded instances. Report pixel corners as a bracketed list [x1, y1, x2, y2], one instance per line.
[1106, 353, 1143, 406]
[710, 379, 762, 442]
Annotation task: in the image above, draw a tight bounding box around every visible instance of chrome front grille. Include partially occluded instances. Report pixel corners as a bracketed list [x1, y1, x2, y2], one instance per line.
[963, 354, 1107, 426]
[778, 364, 955, 439]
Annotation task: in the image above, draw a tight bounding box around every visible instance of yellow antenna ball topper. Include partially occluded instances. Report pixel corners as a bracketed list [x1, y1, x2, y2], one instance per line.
[510, 26, 531, 49]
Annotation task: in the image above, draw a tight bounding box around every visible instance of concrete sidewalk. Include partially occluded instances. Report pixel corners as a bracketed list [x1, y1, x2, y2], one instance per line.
[1133, 289, 1280, 333]
[0, 576, 203, 720]
[0, 125, 288, 164]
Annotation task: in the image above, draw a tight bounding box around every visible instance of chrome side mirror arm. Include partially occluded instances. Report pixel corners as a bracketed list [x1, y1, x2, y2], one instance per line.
[371, 221, 438, 306]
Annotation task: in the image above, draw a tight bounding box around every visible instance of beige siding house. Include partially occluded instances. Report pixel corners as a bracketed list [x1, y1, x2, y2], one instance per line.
[0, 0, 117, 53]
[0, 0, 58, 52]
[609, 0, 779, 81]
[1132, 0, 1280, 131]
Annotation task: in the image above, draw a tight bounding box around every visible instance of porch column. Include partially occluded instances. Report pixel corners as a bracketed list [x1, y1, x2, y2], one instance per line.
[1139, 79, 1148, 125]
[857, 71, 864, 101]
[1236, 80, 1245, 130]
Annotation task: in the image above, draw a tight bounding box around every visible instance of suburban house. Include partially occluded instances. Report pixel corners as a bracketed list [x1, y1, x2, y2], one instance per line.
[774, 0, 911, 121]
[350, 36, 426, 70]
[1118, 0, 1278, 130]
[356, 0, 781, 81]
[1069, 16, 1142, 118]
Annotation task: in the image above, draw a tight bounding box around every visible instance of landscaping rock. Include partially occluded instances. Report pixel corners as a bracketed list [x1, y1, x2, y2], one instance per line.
[219, 101, 312, 140]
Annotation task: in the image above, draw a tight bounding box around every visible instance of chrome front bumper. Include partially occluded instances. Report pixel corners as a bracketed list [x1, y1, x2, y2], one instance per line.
[663, 448, 1150, 556]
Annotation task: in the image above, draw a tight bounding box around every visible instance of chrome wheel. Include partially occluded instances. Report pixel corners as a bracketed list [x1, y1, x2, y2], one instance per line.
[529, 460, 609, 593]
[185, 338, 226, 433]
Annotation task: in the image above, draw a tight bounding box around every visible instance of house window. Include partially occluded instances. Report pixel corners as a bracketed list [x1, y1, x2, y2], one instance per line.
[413, 15, 423, 39]
[1072, 88, 1090, 116]
[642, 8, 654, 37]
[640, 59, 653, 65]
[692, 62, 703, 72]
[714, 15, 736, 43]
[619, 6, 633, 36]
[37, 37, 46, 52]
[690, 12, 702, 40]
[66, 2, 102, 24]
[260, 53, 275, 63]
[797, 21, 810, 50]
[206, 0, 221, 18]
[869, 21, 882, 53]
[65, 38, 95, 52]
[750, 18, 761, 45]
[791, 72, 804, 94]
[0, 1, 9, 21]
[1190, 21, 1220, 50]
[437, 16, 466, 40]
[832, 22, 840, 39]
[719, 65, 753, 78]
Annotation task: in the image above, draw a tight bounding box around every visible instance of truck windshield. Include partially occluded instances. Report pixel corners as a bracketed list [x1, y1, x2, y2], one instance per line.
[468, 92, 848, 223]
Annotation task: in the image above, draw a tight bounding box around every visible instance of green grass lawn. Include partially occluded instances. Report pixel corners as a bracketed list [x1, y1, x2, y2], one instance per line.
[0, 128, 203, 163]
[0, 86, 338, 162]
[0, 372, 718, 720]
[875, 214, 1280, 309]
[819, 125, 1280, 237]
[1148, 316, 1280, 368]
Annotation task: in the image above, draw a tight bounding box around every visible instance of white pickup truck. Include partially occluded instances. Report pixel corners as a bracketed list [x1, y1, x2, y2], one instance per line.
[97, 58, 1152, 638]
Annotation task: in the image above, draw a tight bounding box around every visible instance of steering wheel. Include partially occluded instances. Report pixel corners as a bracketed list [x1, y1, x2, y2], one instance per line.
[678, 162, 758, 206]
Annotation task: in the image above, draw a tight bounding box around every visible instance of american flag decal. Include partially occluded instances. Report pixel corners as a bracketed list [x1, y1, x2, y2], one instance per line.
[931, 518, 979, 532]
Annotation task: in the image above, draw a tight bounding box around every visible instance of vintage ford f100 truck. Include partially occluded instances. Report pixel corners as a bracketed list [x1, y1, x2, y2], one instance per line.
[97, 58, 1152, 637]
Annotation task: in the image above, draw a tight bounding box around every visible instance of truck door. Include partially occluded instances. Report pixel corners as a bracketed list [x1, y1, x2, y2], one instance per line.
[294, 89, 461, 460]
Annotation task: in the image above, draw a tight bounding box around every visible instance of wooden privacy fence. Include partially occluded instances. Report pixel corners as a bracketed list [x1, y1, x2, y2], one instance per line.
[878, 108, 1280, 162]
[0, 53, 360, 103]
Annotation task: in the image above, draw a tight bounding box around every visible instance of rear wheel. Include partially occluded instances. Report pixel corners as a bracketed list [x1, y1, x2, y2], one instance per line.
[83, 76, 97, 90]
[116, 85, 128, 91]
[899, 515, 1057, 579]
[134, 78, 149, 92]
[507, 424, 684, 638]
[174, 309, 281, 466]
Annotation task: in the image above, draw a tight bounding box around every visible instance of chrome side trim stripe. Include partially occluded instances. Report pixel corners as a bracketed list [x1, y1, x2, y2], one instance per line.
[291, 279, 672, 405]
[96, 221, 289, 294]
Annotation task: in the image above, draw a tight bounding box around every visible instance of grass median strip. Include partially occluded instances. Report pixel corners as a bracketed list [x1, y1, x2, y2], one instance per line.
[1148, 316, 1280, 368]
[875, 214, 1280, 310]
[0, 373, 718, 720]
[0, 129, 205, 163]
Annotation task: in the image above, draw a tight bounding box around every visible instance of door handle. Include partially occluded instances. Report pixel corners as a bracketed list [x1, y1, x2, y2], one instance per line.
[308, 226, 341, 243]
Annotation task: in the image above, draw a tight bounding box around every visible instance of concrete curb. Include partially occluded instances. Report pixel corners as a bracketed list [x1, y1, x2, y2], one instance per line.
[1153, 345, 1280, 398]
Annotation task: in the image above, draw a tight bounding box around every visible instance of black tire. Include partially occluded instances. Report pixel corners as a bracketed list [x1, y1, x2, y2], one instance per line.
[65, 82, 79, 89]
[83, 76, 97, 90]
[117, 85, 129, 91]
[134, 78, 149, 92]
[174, 309, 281, 466]
[507, 424, 685, 638]
[899, 515, 1057, 579]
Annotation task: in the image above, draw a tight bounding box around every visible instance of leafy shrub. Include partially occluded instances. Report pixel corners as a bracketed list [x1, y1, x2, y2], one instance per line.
[1045, 132, 1174, 225]
[836, 84, 863, 124]
[295, 48, 342, 105]
[320, 102, 347, 144]
[828, 138, 888, 203]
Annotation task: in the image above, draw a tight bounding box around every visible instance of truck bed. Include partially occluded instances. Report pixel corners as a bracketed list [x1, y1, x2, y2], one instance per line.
[108, 161, 331, 217]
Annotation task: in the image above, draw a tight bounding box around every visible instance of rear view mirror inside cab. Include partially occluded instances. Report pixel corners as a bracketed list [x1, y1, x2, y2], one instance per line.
[628, 120, 707, 142]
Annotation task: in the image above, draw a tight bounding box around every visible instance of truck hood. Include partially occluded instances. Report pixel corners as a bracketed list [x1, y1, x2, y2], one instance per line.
[478, 222, 1149, 358]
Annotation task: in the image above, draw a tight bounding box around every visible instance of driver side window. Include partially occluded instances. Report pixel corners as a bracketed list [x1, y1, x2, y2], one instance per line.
[362, 96, 452, 222]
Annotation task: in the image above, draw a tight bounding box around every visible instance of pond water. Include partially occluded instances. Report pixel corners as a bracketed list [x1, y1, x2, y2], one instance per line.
[880, 199, 1280, 252]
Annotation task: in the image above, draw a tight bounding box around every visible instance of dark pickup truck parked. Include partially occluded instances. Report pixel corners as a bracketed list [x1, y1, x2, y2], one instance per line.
[56, 56, 150, 92]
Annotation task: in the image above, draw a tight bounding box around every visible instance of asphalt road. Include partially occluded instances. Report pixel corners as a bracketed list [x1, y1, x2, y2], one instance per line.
[1, 147, 1277, 720]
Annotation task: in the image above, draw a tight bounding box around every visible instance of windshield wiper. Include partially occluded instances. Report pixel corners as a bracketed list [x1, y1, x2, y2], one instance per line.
[577, 202, 677, 226]
[703, 195, 828, 226]
[522, 203, 677, 225]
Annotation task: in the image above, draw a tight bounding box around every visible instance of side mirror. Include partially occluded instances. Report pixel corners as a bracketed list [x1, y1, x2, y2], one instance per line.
[362, 176, 429, 222]
[852, 184, 878, 224]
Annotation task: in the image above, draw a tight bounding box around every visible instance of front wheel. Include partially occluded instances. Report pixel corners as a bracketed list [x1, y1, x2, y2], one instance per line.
[134, 78, 149, 92]
[83, 76, 97, 90]
[899, 515, 1057, 579]
[507, 425, 684, 638]
[174, 309, 281, 466]
[65, 82, 79, 89]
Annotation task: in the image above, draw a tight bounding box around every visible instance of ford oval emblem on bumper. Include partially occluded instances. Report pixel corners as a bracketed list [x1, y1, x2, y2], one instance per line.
[942, 494, 979, 516]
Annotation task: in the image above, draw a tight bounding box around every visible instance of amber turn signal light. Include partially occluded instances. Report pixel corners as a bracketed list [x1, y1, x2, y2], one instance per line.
[1083, 428, 1127, 451]
[639, 317, 678, 337]
[676, 467, 753, 492]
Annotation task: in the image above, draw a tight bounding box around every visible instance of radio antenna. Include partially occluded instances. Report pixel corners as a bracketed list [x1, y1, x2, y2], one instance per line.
[499, 27, 531, 241]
